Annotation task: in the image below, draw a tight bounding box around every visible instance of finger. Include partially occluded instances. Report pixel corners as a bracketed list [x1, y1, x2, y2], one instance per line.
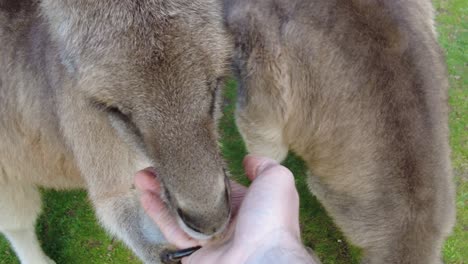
[135, 168, 161, 194]
[243, 155, 296, 194]
[229, 180, 247, 217]
[243, 155, 279, 181]
[140, 191, 199, 248]
[239, 158, 301, 238]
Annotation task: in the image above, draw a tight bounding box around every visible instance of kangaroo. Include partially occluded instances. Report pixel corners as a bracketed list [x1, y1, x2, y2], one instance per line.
[224, 0, 456, 263]
[0, 0, 232, 263]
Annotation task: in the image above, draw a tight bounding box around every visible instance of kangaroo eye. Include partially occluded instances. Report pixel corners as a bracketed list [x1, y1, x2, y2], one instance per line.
[91, 99, 132, 123]
[89, 99, 143, 147]
[107, 106, 130, 121]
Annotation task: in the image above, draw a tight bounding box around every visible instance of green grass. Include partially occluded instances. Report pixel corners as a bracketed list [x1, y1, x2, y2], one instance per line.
[0, 1, 466, 263]
[0, 191, 141, 264]
[435, 0, 468, 263]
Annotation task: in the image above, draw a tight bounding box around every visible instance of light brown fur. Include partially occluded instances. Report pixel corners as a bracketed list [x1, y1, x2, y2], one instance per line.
[225, 0, 456, 263]
[0, 0, 231, 263]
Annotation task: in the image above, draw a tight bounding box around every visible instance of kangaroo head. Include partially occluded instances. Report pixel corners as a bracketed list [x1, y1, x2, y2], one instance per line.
[41, 0, 232, 238]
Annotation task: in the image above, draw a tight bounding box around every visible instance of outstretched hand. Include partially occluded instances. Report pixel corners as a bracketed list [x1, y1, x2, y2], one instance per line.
[135, 156, 316, 264]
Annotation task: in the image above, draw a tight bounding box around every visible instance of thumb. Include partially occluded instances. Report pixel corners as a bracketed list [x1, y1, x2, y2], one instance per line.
[239, 155, 301, 239]
[243, 155, 281, 181]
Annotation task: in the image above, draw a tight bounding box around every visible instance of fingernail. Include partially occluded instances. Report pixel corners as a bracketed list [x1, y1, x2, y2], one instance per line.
[145, 167, 158, 176]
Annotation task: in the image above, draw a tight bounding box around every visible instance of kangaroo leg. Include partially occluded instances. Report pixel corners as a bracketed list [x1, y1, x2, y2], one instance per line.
[238, 110, 452, 264]
[0, 184, 55, 264]
[307, 170, 452, 264]
[236, 107, 288, 162]
[234, 60, 290, 163]
[90, 188, 168, 263]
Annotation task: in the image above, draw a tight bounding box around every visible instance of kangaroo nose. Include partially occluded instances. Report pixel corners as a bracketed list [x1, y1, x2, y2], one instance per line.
[177, 209, 209, 234]
[176, 186, 231, 236]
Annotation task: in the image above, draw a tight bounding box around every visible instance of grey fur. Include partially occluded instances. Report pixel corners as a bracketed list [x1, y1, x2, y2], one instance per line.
[0, 0, 231, 263]
[224, 0, 456, 263]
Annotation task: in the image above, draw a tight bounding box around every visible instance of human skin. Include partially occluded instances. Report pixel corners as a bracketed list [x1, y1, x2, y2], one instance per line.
[135, 156, 317, 264]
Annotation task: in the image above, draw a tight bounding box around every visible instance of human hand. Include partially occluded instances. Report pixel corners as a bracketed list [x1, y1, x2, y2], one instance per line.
[135, 155, 316, 263]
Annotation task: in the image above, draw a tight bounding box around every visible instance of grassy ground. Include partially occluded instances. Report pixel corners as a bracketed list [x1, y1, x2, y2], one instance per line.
[435, 0, 468, 263]
[0, 0, 466, 263]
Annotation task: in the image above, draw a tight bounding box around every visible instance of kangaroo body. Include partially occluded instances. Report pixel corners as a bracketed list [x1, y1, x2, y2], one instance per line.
[225, 0, 456, 263]
[0, 1, 231, 263]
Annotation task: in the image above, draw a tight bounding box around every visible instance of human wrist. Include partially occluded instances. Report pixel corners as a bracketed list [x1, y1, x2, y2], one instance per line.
[226, 229, 315, 264]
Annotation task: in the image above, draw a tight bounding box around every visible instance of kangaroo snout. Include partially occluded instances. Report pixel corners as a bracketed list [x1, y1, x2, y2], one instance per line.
[175, 183, 231, 240]
[177, 194, 229, 235]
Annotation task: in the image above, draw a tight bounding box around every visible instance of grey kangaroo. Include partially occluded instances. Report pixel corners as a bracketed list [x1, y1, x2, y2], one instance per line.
[0, 0, 232, 263]
[224, 0, 456, 263]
